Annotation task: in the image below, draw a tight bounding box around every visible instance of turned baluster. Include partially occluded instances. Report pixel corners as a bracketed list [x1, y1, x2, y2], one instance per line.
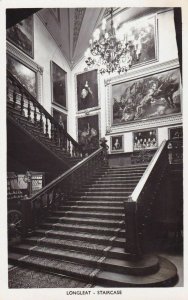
[68, 140, 71, 156]
[12, 82, 17, 108]
[54, 125, 58, 145]
[51, 121, 55, 141]
[27, 100, 31, 121]
[34, 104, 37, 124]
[39, 110, 43, 131]
[45, 117, 49, 137]
[19, 88, 24, 115]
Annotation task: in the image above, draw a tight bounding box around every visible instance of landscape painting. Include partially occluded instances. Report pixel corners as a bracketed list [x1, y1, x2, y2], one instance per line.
[112, 68, 181, 125]
[51, 61, 67, 109]
[77, 69, 98, 111]
[77, 114, 99, 155]
[7, 15, 34, 58]
[7, 54, 37, 98]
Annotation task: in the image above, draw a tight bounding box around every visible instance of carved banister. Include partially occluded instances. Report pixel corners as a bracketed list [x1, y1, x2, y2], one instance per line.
[7, 71, 82, 155]
[20, 148, 105, 235]
[128, 140, 167, 202]
[125, 140, 169, 257]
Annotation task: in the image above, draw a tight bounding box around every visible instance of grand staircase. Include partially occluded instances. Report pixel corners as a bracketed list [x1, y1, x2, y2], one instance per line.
[8, 163, 178, 287]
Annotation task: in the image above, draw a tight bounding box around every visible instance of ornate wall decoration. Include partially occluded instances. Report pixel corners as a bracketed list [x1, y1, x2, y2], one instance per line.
[51, 61, 67, 109]
[76, 69, 99, 112]
[7, 15, 34, 58]
[73, 8, 86, 52]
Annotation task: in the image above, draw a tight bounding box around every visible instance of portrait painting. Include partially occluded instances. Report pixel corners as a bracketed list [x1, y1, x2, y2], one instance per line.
[133, 129, 158, 151]
[112, 67, 181, 125]
[7, 54, 37, 98]
[169, 126, 183, 140]
[111, 135, 124, 153]
[78, 114, 99, 155]
[77, 69, 99, 111]
[7, 15, 34, 58]
[117, 15, 157, 66]
[52, 108, 67, 132]
[51, 61, 67, 109]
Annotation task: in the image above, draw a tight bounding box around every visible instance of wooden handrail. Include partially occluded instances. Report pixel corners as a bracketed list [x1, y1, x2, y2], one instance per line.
[7, 71, 80, 148]
[128, 140, 167, 202]
[28, 148, 103, 204]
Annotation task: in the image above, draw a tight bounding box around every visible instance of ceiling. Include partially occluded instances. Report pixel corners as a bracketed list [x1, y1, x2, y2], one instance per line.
[37, 7, 164, 70]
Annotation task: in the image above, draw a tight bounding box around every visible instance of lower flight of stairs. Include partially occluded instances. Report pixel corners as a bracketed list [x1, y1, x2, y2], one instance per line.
[8, 164, 178, 287]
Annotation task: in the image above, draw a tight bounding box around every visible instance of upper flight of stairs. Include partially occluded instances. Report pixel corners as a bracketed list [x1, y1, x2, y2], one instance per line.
[8, 164, 178, 287]
[7, 104, 81, 169]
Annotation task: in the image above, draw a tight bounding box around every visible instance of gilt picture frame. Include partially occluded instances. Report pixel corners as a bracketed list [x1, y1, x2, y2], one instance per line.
[51, 61, 67, 110]
[133, 129, 158, 151]
[111, 135, 124, 153]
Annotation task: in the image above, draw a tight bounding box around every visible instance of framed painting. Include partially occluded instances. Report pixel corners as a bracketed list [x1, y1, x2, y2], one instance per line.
[76, 69, 99, 112]
[52, 108, 67, 132]
[169, 126, 183, 140]
[77, 114, 99, 155]
[6, 15, 34, 58]
[51, 61, 67, 109]
[112, 67, 181, 125]
[111, 135, 124, 153]
[117, 14, 158, 67]
[7, 53, 37, 98]
[133, 129, 158, 151]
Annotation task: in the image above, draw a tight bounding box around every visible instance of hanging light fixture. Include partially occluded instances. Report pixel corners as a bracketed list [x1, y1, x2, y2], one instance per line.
[85, 8, 141, 75]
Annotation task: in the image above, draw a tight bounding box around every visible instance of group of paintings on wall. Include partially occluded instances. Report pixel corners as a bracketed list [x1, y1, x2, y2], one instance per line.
[7, 15, 34, 58]
[7, 53, 37, 98]
[112, 67, 181, 126]
[77, 114, 99, 155]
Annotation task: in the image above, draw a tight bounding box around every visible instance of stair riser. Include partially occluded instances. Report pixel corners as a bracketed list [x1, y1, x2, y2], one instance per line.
[59, 202, 124, 207]
[46, 218, 123, 228]
[58, 206, 124, 213]
[70, 197, 129, 202]
[40, 224, 125, 237]
[55, 212, 124, 221]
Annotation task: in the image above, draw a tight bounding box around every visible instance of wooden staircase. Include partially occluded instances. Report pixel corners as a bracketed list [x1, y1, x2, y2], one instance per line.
[8, 164, 178, 287]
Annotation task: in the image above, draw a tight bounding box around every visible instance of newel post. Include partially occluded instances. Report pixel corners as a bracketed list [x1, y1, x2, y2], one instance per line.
[21, 196, 33, 237]
[124, 199, 142, 259]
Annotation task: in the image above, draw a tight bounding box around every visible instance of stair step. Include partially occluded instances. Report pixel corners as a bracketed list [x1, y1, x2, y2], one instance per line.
[57, 211, 124, 221]
[74, 191, 131, 196]
[59, 201, 124, 207]
[40, 223, 125, 237]
[46, 216, 124, 228]
[10, 244, 159, 276]
[59, 205, 124, 213]
[70, 195, 129, 201]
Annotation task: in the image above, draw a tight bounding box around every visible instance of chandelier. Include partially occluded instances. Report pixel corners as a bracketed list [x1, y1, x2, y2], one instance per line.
[85, 8, 141, 75]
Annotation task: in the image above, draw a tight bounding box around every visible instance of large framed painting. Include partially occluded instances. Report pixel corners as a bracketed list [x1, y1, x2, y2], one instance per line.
[7, 53, 37, 98]
[118, 15, 158, 67]
[6, 15, 34, 58]
[133, 129, 158, 151]
[51, 61, 67, 109]
[52, 108, 67, 132]
[112, 67, 181, 125]
[76, 69, 99, 112]
[111, 135, 124, 153]
[77, 114, 99, 155]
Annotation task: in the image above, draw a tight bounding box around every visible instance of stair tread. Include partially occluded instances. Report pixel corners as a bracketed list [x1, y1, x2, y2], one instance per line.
[55, 211, 124, 217]
[47, 216, 124, 224]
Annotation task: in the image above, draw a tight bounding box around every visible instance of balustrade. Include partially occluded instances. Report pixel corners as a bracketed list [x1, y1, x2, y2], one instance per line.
[7, 71, 83, 159]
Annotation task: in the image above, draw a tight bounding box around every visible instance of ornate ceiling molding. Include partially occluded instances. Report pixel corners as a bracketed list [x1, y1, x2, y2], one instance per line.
[73, 8, 86, 53]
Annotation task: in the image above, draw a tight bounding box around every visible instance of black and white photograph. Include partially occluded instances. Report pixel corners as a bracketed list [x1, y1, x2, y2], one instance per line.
[2, 3, 186, 298]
